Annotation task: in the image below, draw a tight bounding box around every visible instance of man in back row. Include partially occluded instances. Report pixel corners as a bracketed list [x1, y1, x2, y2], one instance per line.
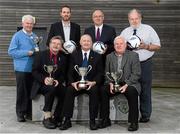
[47, 5, 80, 47]
[84, 9, 116, 57]
[120, 9, 161, 123]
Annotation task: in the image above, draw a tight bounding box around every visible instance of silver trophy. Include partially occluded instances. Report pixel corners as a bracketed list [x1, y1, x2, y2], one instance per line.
[33, 36, 43, 52]
[43, 65, 57, 85]
[74, 65, 92, 90]
[106, 70, 123, 93]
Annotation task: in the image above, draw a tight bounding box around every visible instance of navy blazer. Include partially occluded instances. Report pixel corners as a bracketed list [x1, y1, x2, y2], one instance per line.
[31, 50, 67, 99]
[46, 21, 81, 46]
[84, 24, 116, 55]
[67, 48, 104, 86]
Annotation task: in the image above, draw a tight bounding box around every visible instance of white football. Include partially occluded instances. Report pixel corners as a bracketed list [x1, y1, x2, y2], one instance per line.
[127, 35, 141, 49]
[63, 40, 76, 54]
[92, 41, 106, 54]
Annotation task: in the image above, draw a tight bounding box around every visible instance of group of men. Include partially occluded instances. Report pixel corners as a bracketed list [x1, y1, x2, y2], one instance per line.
[8, 5, 161, 132]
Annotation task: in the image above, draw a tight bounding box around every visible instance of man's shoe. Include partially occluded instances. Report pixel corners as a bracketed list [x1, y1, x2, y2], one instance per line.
[128, 123, 139, 131]
[90, 120, 98, 130]
[17, 115, 26, 122]
[43, 118, 56, 129]
[59, 119, 72, 130]
[25, 114, 32, 120]
[139, 117, 150, 123]
[51, 118, 62, 127]
[98, 118, 111, 129]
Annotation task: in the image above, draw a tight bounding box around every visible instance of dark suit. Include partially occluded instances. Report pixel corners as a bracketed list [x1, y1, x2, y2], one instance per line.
[100, 50, 141, 123]
[62, 48, 104, 120]
[31, 50, 67, 121]
[84, 24, 116, 55]
[46, 21, 80, 46]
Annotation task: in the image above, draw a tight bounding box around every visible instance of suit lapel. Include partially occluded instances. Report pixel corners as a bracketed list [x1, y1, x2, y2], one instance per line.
[121, 51, 128, 70]
[77, 49, 83, 66]
[70, 22, 73, 40]
[88, 50, 94, 66]
[59, 22, 65, 40]
[100, 25, 106, 42]
[91, 26, 96, 42]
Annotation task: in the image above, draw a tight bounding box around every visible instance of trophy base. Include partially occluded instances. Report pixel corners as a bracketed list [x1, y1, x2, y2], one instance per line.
[113, 85, 121, 93]
[78, 83, 88, 90]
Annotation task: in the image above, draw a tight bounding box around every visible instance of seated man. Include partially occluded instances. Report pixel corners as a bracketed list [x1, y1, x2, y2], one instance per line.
[99, 36, 141, 131]
[31, 36, 67, 129]
[60, 34, 104, 130]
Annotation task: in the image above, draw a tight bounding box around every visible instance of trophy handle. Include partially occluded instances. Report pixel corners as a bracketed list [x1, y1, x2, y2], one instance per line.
[43, 65, 51, 77]
[74, 65, 81, 75]
[53, 65, 57, 73]
[106, 72, 114, 82]
[43, 65, 48, 73]
[38, 36, 43, 45]
[85, 65, 92, 76]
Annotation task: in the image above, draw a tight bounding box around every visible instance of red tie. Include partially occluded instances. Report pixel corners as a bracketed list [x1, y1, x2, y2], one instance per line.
[96, 28, 100, 41]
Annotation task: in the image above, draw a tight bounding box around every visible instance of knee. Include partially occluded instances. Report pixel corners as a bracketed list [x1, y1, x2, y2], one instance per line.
[126, 86, 138, 98]
[66, 86, 76, 94]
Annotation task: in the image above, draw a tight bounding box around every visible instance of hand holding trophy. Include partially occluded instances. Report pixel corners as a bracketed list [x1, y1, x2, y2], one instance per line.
[106, 70, 123, 93]
[43, 65, 57, 86]
[74, 65, 92, 90]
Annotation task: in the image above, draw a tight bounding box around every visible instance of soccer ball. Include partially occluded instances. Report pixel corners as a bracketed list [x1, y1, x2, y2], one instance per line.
[63, 40, 76, 54]
[127, 35, 141, 49]
[92, 41, 107, 54]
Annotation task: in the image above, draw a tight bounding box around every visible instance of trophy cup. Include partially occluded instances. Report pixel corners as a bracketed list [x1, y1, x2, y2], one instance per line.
[43, 65, 57, 85]
[106, 70, 123, 93]
[74, 65, 92, 90]
[33, 36, 43, 52]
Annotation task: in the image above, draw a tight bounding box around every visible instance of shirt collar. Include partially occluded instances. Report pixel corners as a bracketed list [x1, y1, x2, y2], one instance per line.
[95, 24, 103, 30]
[81, 49, 90, 59]
[50, 50, 59, 58]
[130, 23, 141, 30]
[22, 28, 33, 36]
[62, 20, 70, 27]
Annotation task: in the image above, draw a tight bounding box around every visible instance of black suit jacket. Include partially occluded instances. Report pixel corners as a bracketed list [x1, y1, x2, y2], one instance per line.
[67, 48, 104, 86]
[84, 24, 116, 55]
[31, 50, 67, 99]
[46, 21, 81, 46]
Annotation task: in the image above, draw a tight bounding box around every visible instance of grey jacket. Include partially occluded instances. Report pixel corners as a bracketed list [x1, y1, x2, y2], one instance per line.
[105, 50, 141, 94]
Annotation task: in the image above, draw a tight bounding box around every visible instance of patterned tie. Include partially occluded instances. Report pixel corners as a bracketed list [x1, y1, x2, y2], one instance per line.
[81, 53, 88, 67]
[96, 27, 100, 41]
[133, 29, 137, 35]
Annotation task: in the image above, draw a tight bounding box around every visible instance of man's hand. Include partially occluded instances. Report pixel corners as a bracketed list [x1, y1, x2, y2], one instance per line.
[28, 50, 34, 56]
[119, 84, 128, 93]
[138, 41, 149, 50]
[109, 82, 115, 94]
[86, 81, 96, 90]
[102, 44, 107, 54]
[71, 81, 79, 91]
[53, 80, 59, 87]
[44, 77, 54, 86]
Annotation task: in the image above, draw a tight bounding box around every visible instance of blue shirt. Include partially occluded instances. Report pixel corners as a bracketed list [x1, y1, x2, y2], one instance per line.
[8, 30, 37, 72]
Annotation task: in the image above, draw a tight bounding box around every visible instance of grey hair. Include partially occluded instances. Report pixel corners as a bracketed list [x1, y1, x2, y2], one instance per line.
[114, 36, 127, 44]
[22, 15, 35, 24]
[128, 9, 142, 18]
